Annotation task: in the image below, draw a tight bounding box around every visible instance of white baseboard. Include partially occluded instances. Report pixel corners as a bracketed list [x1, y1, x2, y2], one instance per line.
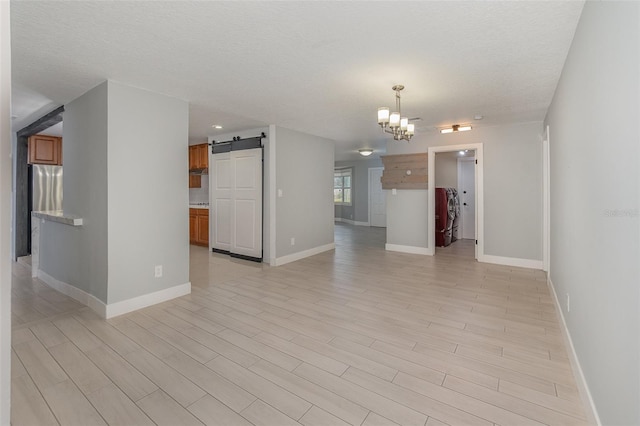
[480, 254, 543, 270]
[547, 278, 601, 426]
[273, 243, 335, 266]
[334, 218, 370, 226]
[385, 244, 430, 255]
[105, 282, 191, 319]
[38, 269, 191, 320]
[38, 270, 107, 317]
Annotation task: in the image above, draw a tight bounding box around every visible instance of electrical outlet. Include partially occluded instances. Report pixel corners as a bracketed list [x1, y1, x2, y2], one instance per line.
[290, 237, 295, 246]
[154, 265, 163, 278]
[566, 293, 570, 313]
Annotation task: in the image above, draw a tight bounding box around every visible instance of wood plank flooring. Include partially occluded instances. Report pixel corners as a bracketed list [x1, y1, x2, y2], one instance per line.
[11, 223, 589, 425]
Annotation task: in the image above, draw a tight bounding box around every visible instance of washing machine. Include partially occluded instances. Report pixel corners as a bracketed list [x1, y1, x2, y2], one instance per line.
[435, 188, 454, 247]
[451, 189, 460, 242]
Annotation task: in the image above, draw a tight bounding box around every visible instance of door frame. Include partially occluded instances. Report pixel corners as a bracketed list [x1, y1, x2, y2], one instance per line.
[427, 143, 483, 259]
[368, 166, 385, 227]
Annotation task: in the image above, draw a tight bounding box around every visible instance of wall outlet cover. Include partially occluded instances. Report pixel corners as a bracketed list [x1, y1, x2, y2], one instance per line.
[154, 265, 163, 278]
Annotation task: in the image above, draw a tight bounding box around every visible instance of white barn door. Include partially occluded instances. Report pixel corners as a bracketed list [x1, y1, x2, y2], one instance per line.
[211, 147, 262, 261]
[211, 152, 232, 253]
[231, 148, 262, 259]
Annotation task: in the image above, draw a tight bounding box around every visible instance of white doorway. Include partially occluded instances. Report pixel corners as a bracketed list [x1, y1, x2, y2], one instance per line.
[458, 157, 476, 240]
[428, 143, 484, 259]
[368, 167, 386, 227]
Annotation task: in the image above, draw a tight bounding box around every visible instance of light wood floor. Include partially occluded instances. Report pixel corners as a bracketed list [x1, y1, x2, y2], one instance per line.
[11, 223, 589, 425]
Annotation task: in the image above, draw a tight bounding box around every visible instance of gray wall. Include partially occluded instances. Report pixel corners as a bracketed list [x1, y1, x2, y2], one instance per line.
[106, 81, 189, 304]
[275, 126, 334, 258]
[39, 81, 190, 306]
[41, 82, 109, 302]
[386, 121, 543, 260]
[434, 152, 458, 188]
[334, 157, 383, 223]
[544, 2, 639, 424]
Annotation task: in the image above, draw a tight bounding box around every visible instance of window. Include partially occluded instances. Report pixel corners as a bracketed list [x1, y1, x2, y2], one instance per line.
[334, 168, 352, 205]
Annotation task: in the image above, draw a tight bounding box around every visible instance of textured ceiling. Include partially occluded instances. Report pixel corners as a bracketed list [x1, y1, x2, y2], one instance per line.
[10, 1, 584, 160]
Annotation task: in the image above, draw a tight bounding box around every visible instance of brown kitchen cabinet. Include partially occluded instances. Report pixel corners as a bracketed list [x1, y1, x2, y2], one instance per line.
[189, 208, 209, 246]
[28, 134, 62, 165]
[189, 143, 208, 171]
[189, 174, 202, 188]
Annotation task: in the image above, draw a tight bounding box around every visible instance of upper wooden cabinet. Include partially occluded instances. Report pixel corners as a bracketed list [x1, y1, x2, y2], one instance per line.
[28, 135, 62, 165]
[189, 143, 208, 171]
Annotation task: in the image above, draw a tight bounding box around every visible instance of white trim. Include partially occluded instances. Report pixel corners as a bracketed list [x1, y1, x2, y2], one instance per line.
[105, 282, 191, 319]
[385, 244, 430, 255]
[480, 254, 543, 270]
[547, 278, 601, 426]
[272, 243, 335, 266]
[428, 143, 483, 259]
[368, 167, 385, 228]
[334, 218, 369, 226]
[38, 270, 191, 319]
[38, 270, 107, 317]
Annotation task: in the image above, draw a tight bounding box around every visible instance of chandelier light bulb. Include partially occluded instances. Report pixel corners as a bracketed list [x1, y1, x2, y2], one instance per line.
[378, 107, 390, 126]
[400, 117, 408, 131]
[389, 112, 401, 129]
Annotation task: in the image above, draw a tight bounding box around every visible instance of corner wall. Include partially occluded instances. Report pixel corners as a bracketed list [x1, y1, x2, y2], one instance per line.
[544, 2, 639, 424]
[38, 81, 191, 316]
[386, 121, 543, 261]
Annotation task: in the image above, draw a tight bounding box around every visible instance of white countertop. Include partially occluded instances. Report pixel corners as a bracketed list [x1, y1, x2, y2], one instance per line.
[189, 204, 209, 209]
[32, 210, 83, 226]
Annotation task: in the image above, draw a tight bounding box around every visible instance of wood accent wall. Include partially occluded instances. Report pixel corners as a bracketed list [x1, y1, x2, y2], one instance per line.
[380, 153, 428, 189]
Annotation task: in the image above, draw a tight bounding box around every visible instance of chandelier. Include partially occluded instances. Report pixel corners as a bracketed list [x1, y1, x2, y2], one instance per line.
[377, 85, 415, 141]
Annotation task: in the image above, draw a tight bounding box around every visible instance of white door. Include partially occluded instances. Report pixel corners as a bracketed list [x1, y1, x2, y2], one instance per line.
[232, 148, 262, 259]
[211, 152, 232, 252]
[211, 148, 263, 260]
[369, 167, 386, 227]
[458, 158, 475, 240]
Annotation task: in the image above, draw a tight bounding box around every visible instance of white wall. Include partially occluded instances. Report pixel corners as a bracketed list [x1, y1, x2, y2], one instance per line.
[544, 2, 639, 424]
[334, 157, 383, 223]
[386, 121, 543, 261]
[0, 2, 12, 422]
[106, 81, 190, 304]
[434, 152, 458, 188]
[274, 126, 334, 260]
[41, 82, 109, 301]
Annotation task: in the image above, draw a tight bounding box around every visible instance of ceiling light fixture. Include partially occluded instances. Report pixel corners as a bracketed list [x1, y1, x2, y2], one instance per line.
[440, 124, 472, 134]
[377, 85, 415, 141]
[212, 125, 223, 129]
[358, 149, 374, 157]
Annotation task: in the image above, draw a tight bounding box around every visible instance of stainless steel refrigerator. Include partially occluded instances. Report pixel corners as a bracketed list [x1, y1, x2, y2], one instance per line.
[32, 164, 63, 212]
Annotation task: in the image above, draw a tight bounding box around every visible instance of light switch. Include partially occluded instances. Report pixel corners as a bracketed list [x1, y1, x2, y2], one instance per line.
[278, 189, 283, 197]
[392, 188, 397, 195]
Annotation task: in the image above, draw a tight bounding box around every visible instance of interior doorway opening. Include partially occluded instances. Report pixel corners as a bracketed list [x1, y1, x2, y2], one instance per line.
[427, 143, 484, 260]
